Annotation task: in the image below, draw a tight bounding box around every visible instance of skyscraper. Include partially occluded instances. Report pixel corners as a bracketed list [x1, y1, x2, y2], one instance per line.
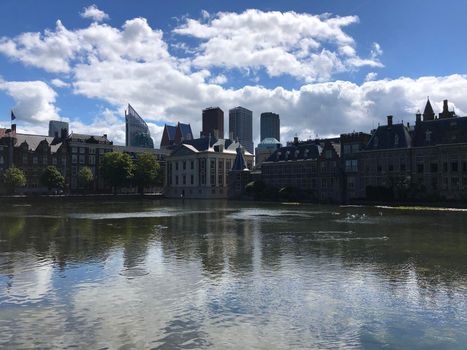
[260, 112, 280, 142]
[201, 107, 224, 139]
[229, 106, 253, 154]
[125, 104, 154, 148]
[48, 120, 69, 138]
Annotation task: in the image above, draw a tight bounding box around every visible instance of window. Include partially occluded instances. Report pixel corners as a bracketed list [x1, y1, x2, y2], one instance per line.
[325, 150, 333, 159]
[443, 162, 448, 172]
[89, 148, 96, 154]
[79, 147, 85, 154]
[72, 166, 77, 176]
[52, 157, 57, 165]
[351, 144, 360, 153]
[343, 145, 351, 154]
[42, 157, 48, 165]
[183, 175, 186, 185]
[89, 155, 96, 165]
[33, 156, 38, 165]
[417, 163, 424, 173]
[72, 147, 78, 154]
[79, 155, 85, 164]
[430, 163, 438, 173]
[72, 155, 77, 164]
[175, 175, 179, 185]
[452, 177, 459, 188]
[175, 162, 179, 171]
[183, 161, 186, 170]
[210, 159, 216, 186]
[394, 134, 399, 146]
[388, 164, 394, 172]
[22, 154, 27, 164]
[191, 161, 194, 170]
[451, 161, 458, 172]
[191, 175, 194, 185]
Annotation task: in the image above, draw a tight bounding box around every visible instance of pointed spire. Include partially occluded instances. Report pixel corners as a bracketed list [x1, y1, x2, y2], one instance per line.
[423, 97, 435, 121]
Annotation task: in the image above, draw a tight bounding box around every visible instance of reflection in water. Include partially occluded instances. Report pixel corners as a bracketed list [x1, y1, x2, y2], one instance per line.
[0, 200, 466, 349]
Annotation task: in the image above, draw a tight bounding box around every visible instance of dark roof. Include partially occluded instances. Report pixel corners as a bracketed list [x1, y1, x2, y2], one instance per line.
[178, 123, 193, 140]
[14, 133, 62, 153]
[165, 125, 177, 141]
[182, 137, 215, 151]
[413, 116, 467, 147]
[265, 143, 321, 162]
[365, 124, 412, 150]
[68, 133, 112, 144]
[423, 99, 434, 116]
[231, 146, 249, 171]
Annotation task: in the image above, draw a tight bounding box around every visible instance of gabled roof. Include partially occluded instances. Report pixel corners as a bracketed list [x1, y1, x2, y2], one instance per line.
[14, 133, 62, 153]
[178, 123, 193, 140]
[165, 125, 177, 141]
[365, 123, 412, 150]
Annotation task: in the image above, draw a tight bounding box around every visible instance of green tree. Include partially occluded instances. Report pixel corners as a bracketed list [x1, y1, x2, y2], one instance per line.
[78, 166, 94, 192]
[133, 152, 160, 194]
[101, 152, 134, 193]
[3, 166, 26, 194]
[40, 166, 65, 191]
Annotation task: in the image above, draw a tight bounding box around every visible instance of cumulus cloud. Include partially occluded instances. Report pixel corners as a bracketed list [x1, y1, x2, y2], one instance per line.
[173, 9, 383, 82]
[80, 5, 109, 22]
[51, 78, 69, 88]
[365, 72, 378, 82]
[0, 12, 466, 147]
[0, 80, 61, 123]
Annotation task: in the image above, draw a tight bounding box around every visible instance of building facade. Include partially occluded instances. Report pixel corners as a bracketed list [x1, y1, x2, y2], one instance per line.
[260, 112, 280, 142]
[165, 138, 254, 199]
[261, 137, 342, 202]
[229, 106, 253, 154]
[201, 107, 224, 139]
[125, 104, 154, 149]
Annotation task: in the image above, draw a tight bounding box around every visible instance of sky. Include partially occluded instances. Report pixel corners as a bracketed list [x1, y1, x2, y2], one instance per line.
[1, 0, 467, 146]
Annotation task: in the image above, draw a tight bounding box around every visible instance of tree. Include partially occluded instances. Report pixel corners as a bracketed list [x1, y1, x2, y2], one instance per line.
[3, 166, 26, 194]
[133, 152, 160, 194]
[78, 166, 94, 192]
[40, 166, 65, 191]
[101, 152, 134, 193]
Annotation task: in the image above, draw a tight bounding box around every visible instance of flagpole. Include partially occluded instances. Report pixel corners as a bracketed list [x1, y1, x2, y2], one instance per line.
[9, 110, 15, 168]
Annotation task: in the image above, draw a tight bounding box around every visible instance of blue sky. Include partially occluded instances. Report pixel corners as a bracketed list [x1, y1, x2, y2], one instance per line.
[1, 0, 467, 145]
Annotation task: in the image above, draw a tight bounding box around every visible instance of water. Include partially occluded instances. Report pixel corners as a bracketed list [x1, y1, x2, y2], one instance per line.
[0, 199, 466, 349]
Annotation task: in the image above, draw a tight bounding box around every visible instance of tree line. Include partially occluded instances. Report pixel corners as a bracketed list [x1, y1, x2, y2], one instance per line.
[1, 152, 161, 195]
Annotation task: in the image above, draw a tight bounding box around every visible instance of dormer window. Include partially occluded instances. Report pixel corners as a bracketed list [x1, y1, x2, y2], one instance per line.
[394, 134, 399, 146]
[374, 136, 379, 147]
[295, 150, 300, 158]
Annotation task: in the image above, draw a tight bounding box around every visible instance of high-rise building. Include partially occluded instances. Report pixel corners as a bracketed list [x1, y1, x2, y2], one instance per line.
[201, 107, 224, 139]
[125, 104, 154, 148]
[229, 106, 253, 154]
[260, 112, 280, 142]
[48, 120, 69, 138]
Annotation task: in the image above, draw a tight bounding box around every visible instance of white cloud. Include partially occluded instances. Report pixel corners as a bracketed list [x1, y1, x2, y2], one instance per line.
[0, 13, 466, 148]
[0, 80, 61, 123]
[80, 5, 109, 22]
[209, 74, 227, 85]
[174, 10, 383, 82]
[365, 72, 378, 82]
[51, 78, 69, 88]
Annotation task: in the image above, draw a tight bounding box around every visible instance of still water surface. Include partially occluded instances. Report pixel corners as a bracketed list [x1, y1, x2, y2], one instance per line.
[0, 199, 466, 349]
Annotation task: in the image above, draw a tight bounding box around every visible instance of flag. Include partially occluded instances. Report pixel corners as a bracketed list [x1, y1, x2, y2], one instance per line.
[11, 111, 16, 121]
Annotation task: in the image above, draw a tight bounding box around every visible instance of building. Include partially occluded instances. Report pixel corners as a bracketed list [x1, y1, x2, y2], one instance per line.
[340, 132, 371, 202]
[48, 120, 69, 138]
[260, 112, 280, 142]
[228, 146, 252, 199]
[254, 137, 281, 168]
[0, 125, 67, 193]
[66, 133, 113, 191]
[165, 137, 254, 199]
[125, 104, 154, 148]
[261, 137, 342, 202]
[356, 99, 467, 201]
[201, 107, 224, 139]
[160, 122, 193, 149]
[229, 106, 254, 154]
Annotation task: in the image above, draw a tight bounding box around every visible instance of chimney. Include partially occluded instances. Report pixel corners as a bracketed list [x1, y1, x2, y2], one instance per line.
[387, 115, 393, 126]
[416, 110, 421, 123]
[103, 134, 107, 139]
[293, 136, 299, 145]
[443, 99, 449, 114]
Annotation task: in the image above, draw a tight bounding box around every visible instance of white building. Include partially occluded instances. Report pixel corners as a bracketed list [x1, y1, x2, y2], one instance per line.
[165, 138, 254, 198]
